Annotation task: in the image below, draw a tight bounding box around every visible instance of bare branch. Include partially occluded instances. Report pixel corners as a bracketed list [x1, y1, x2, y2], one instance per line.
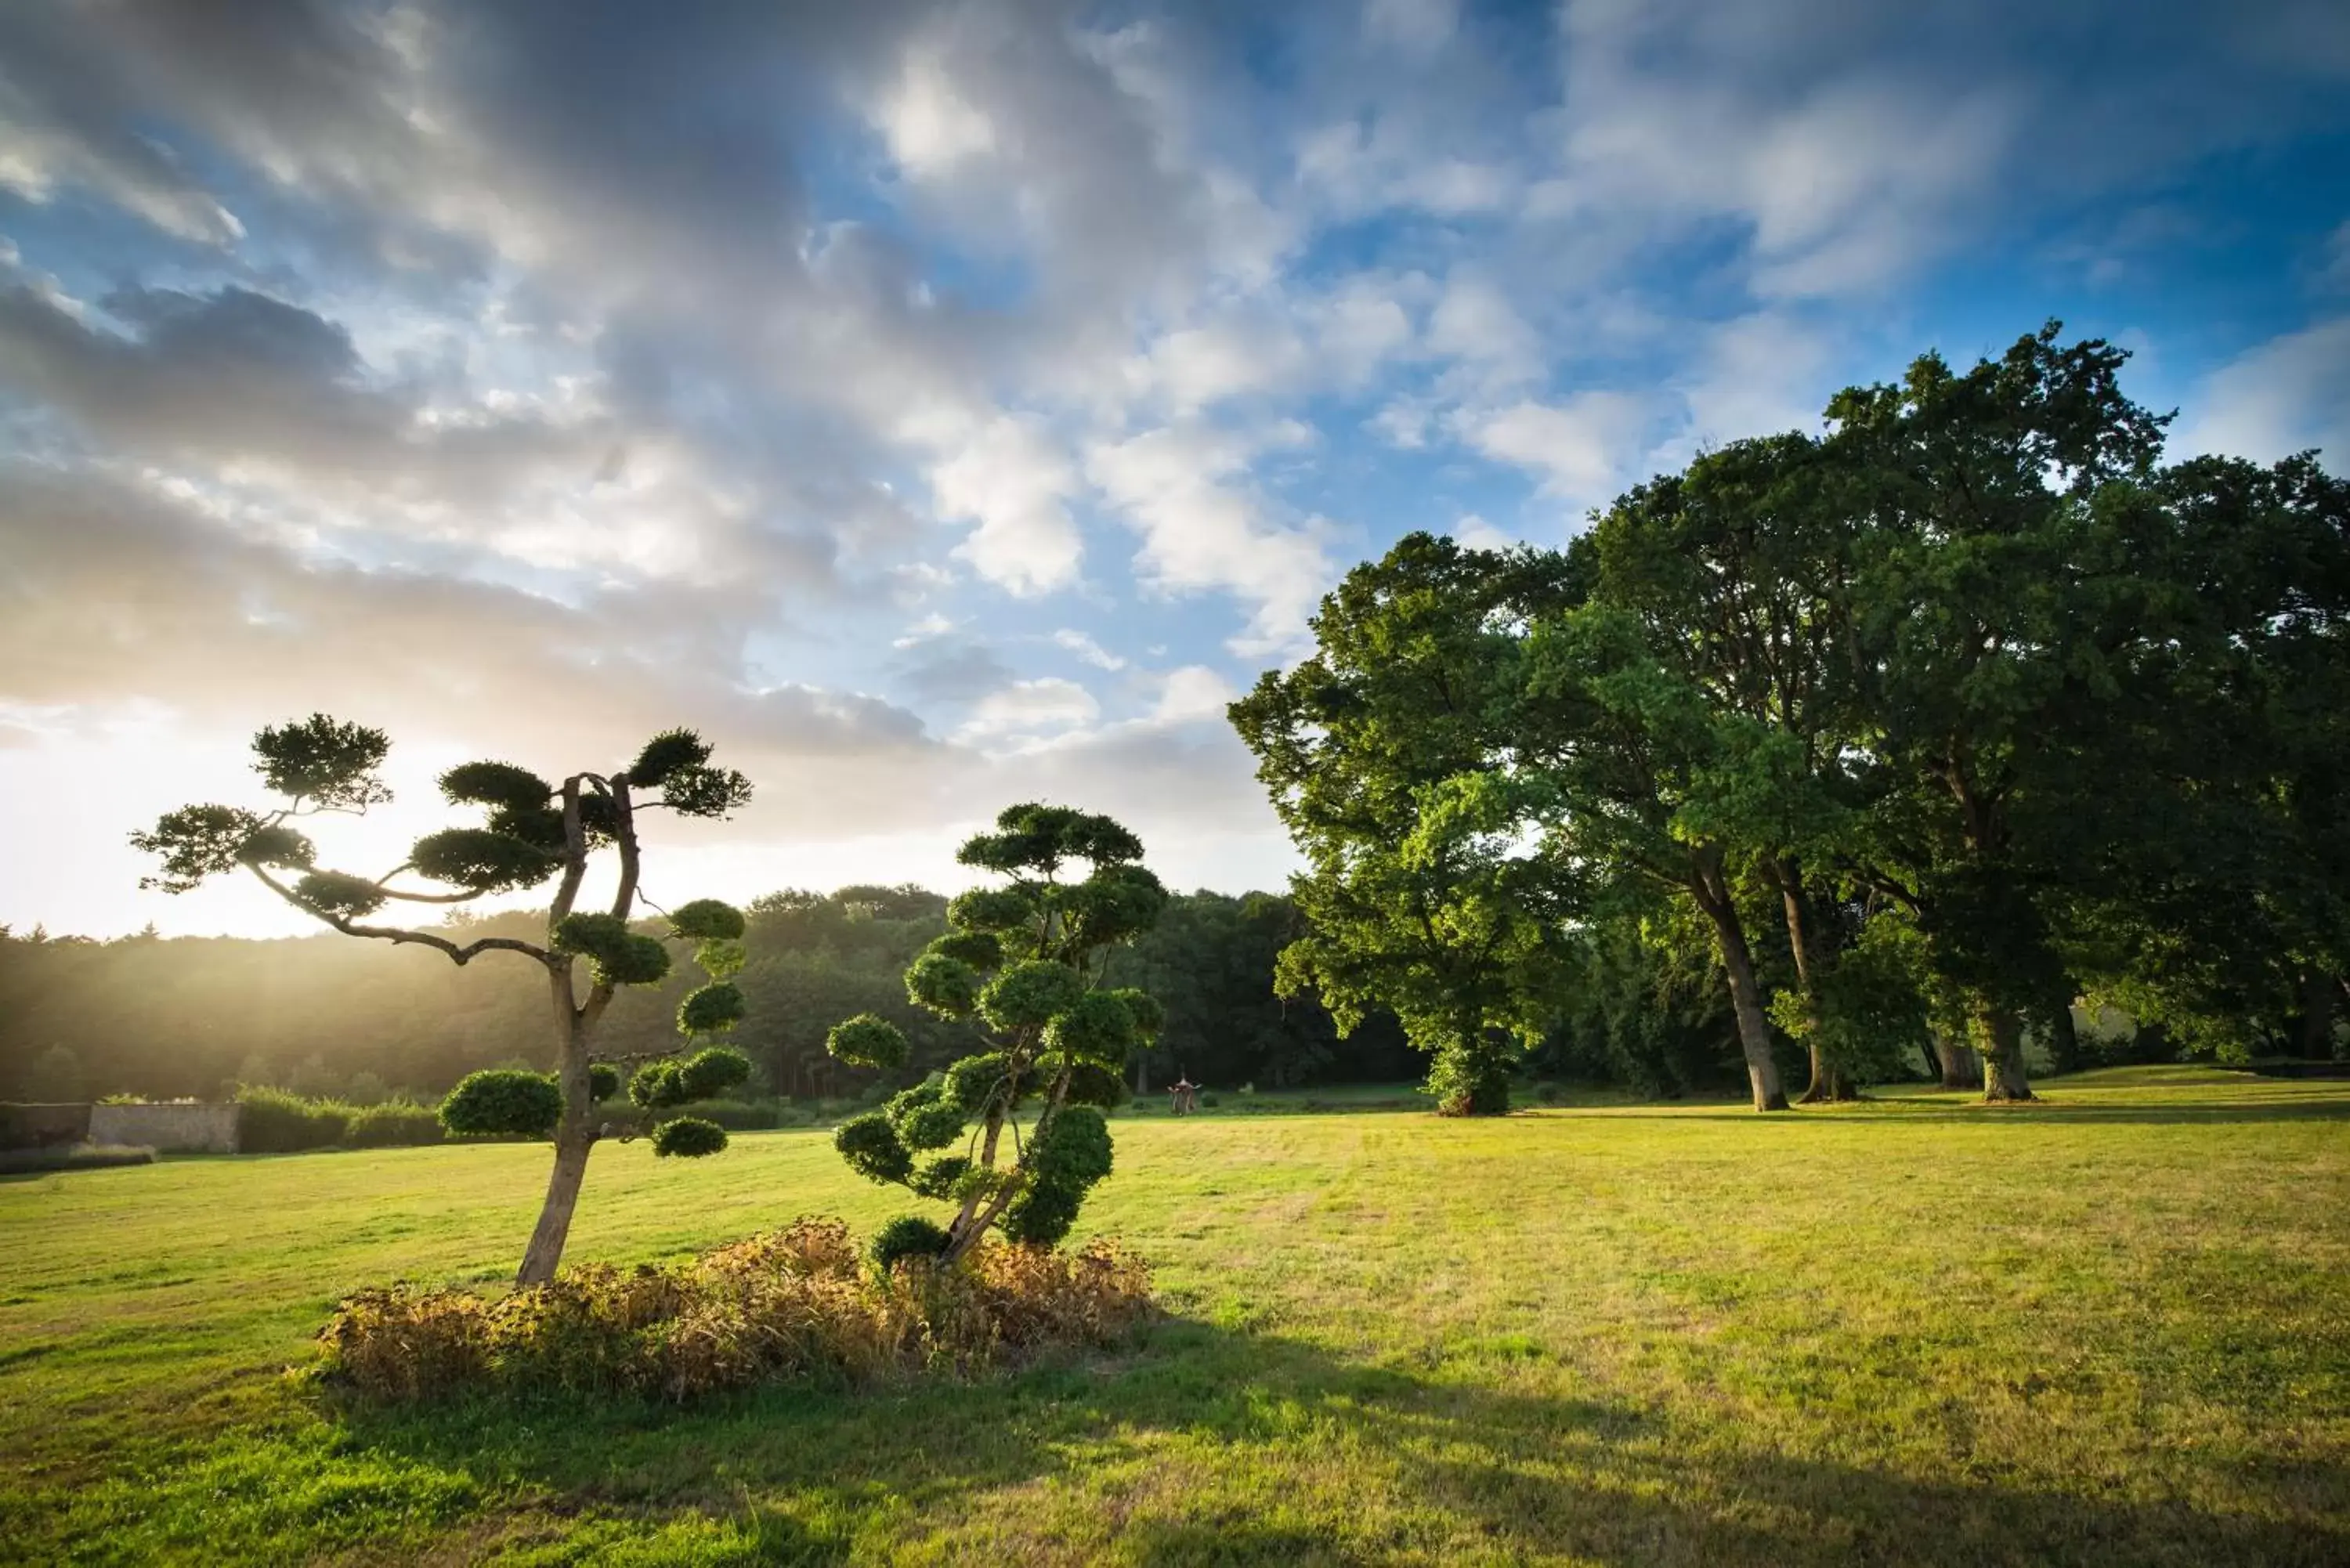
[243, 864, 549, 966]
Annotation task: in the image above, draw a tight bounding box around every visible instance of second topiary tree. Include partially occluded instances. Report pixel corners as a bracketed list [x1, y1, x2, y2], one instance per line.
[825, 804, 1166, 1267]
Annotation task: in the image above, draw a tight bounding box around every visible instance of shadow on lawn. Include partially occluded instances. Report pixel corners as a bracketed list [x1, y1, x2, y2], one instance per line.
[335, 1318, 2347, 1567]
[1586, 1100, 2350, 1127]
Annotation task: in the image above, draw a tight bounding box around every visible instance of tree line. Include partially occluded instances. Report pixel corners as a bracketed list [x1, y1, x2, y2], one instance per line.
[0, 887, 1425, 1111]
[1233, 323, 2350, 1113]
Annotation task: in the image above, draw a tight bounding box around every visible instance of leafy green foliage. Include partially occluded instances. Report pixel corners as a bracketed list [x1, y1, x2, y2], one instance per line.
[1000, 1107, 1113, 1246]
[649, 1116, 727, 1158]
[236, 824, 316, 871]
[885, 1077, 967, 1151]
[129, 805, 268, 894]
[667, 899, 746, 941]
[235, 1083, 350, 1152]
[438, 762, 553, 814]
[835, 1111, 913, 1185]
[439, 1070, 562, 1140]
[588, 1063, 620, 1103]
[674, 1046, 750, 1102]
[676, 981, 747, 1035]
[595, 935, 671, 987]
[909, 1154, 973, 1200]
[292, 870, 389, 920]
[905, 952, 982, 1018]
[827, 1013, 910, 1071]
[408, 829, 558, 892]
[869, 1214, 951, 1271]
[1043, 990, 1139, 1065]
[251, 714, 392, 811]
[627, 729, 710, 788]
[978, 960, 1086, 1033]
[826, 804, 1165, 1263]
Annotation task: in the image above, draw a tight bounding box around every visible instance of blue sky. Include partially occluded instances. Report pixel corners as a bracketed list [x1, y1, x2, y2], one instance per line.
[2, 0, 2347, 938]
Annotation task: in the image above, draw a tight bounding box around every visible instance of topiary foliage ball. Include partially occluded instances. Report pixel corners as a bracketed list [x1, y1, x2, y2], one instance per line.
[886, 1078, 967, 1151]
[978, 960, 1086, 1034]
[828, 1013, 909, 1071]
[650, 1116, 728, 1158]
[595, 934, 671, 988]
[588, 1062, 620, 1103]
[675, 1046, 750, 1102]
[438, 761, 553, 813]
[942, 1051, 1010, 1116]
[909, 1153, 973, 1200]
[235, 823, 316, 871]
[667, 898, 746, 942]
[295, 869, 389, 919]
[628, 728, 712, 789]
[629, 1058, 683, 1109]
[870, 1214, 950, 1273]
[1000, 1107, 1114, 1247]
[551, 911, 629, 956]
[903, 952, 981, 1018]
[409, 828, 559, 892]
[835, 1111, 913, 1185]
[1043, 990, 1136, 1066]
[441, 1069, 562, 1140]
[945, 885, 1038, 935]
[677, 981, 747, 1035]
[924, 929, 1003, 970]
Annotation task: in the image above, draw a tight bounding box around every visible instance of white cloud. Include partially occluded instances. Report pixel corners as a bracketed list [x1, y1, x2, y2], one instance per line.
[1086, 424, 1335, 656]
[1151, 664, 1239, 724]
[2179, 317, 2350, 464]
[1426, 272, 1540, 388]
[1052, 629, 1127, 670]
[957, 677, 1102, 742]
[1461, 392, 1649, 510]
[930, 416, 1083, 596]
[1451, 512, 1517, 551]
[877, 45, 999, 174]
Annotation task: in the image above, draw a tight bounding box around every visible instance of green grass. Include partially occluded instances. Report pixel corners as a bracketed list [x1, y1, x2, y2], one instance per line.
[2, 1065, 2345, 1565]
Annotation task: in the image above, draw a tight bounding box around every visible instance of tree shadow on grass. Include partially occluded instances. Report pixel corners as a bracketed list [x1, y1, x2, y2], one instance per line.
[334, 1317, 2348, 1567]
[1585, 1100, 2350, 1126]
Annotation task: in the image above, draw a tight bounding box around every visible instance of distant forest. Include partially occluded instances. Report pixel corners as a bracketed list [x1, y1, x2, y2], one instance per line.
[0, 889, 1440, 1106]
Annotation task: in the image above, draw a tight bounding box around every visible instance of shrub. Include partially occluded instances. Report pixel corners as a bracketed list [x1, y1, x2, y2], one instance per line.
[650, 1116, 726, 1158]
[316, 1218, 1153, 1404]
[237, 1084, 350, 1152]
[440, 1069, 562, 1140]
[870, 1214, 950, 1272]
[343, 1100, 445, 1148]
[0, 1143, 157, 1175]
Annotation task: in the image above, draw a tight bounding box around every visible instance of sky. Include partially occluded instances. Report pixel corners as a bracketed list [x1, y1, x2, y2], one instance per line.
[1, 0, 2347, 940]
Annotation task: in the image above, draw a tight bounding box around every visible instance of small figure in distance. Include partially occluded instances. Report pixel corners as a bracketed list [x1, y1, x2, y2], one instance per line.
[1168, 1075, 1198, 1116]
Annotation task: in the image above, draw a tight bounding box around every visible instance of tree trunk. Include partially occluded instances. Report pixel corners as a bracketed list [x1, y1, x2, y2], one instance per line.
[2298, 970, 2337, 1060]
[1133, 1053, 1149, 1097]
[1771, 859, 1854, 1104]
[1932, 1031, 1980, 1090]
[1691, 852, 1788, 1111]
[516, 947, 598, 1288]
[1976, 1003, 2034, 1102]
[515, 1125, 593, 1287]
[1800, 1040, 1855, 1104]
[2044, 992, 2083, 1076]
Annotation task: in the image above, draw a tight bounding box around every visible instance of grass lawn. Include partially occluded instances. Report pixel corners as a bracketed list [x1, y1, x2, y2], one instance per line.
[2, 1065, 2346, 1565]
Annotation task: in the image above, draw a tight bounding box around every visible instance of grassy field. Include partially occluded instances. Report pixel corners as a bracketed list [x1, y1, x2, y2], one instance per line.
[2, 1066, 2346, 1566]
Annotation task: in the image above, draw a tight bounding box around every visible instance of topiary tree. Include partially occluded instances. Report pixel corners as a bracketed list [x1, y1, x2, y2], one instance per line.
[824, 803, 1165, 1266]
[130, 714, 754, 1284]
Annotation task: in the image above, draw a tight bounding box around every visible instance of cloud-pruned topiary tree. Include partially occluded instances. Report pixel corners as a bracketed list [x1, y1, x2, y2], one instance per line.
[131, 714, 754, 1284]
[825, 804, 1165, 1266]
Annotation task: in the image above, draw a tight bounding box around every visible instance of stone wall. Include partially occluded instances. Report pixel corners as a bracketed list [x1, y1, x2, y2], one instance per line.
[88, 1101, 242, 1154]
